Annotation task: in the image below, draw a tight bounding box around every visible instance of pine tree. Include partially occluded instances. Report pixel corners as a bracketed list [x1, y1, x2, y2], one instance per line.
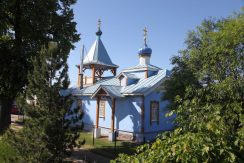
[5, 42, 83, 162]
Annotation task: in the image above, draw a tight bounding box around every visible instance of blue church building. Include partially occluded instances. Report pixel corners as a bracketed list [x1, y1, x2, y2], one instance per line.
[64, 20, 174, 142]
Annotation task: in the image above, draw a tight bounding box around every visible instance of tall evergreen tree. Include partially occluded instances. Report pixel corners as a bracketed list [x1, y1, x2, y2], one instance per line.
[115, 10, 244, 162]
[4, 42, 83, 162]
[0, 0, 79, 132]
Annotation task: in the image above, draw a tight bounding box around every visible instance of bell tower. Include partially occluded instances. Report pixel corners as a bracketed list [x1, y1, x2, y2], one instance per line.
[77, 19, 118, 87]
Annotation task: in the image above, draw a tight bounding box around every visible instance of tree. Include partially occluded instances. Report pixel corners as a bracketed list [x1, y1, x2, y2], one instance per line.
[114, 10, 244, 162]
[0, 0, 79, 132]
[4, 43, 83, 162]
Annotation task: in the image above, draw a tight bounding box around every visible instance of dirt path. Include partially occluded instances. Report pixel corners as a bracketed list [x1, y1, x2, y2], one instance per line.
[67, 147, 111, 163]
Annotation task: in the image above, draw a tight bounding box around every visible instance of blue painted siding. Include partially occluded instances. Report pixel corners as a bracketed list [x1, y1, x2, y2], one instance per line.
[144, 91, 174, 133]
[80, 96, 96, 126]
[72, 96, 142, 133]
[75, 96, 113, 129]
[67, 96, 96, 127]
[115, 97, 141, 133]
[69, 90, 174, 141]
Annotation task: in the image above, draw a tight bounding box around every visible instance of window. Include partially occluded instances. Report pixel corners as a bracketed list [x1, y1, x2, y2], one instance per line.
[99, 100, 106, 118]
[150, 101, 159, 125]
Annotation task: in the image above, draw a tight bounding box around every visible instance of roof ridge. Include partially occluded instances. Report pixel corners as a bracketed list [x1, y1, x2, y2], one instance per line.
[100, 84, 122, 88]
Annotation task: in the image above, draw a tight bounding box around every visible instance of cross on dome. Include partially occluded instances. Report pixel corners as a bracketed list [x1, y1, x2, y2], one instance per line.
[96, 19, 102, 36]
[143, 27, 148, 46]
[98, 19, 101, 30]
[138, 27, 152, 61]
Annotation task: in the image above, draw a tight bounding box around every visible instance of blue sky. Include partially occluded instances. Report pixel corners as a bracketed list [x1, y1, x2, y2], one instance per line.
[68, 0, 243, 86]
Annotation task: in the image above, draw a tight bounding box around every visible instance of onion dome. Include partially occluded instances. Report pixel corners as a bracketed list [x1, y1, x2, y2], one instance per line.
[138, 27, 152, 57]
[138, 44, 152, 57]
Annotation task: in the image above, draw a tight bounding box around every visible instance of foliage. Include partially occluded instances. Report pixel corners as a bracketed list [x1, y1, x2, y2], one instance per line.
[3, 43, 83, 162]
[0, 0, 79, 132]
[0, 137, 18, 162]
[114, 10, 244, 162]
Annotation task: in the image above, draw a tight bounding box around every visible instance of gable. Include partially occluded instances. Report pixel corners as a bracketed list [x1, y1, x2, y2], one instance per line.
[96, 89, 107, 96]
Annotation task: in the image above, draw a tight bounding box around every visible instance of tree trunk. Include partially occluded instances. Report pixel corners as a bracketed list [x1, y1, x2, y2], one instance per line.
[0, 98, 12, 133]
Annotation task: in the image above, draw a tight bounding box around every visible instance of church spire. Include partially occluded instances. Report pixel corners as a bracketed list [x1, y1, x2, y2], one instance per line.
[82, 20, 118, 84]
[96, 19, 102, 37]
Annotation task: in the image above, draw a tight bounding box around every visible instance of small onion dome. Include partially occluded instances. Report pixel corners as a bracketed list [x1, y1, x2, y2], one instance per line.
[96, 19, 102, 37]
[138, 44, 152, 57]
[96, 29, 102, 36]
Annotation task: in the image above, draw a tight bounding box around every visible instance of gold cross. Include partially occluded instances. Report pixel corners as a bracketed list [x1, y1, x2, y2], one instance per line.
[143, 27, 148, 45]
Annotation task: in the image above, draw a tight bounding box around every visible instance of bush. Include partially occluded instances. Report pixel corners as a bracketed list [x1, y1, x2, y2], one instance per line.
[0, 137, 18, 162]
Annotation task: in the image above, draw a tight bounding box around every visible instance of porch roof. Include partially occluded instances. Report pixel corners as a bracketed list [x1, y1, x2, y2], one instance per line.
[91, 85, 124, 99]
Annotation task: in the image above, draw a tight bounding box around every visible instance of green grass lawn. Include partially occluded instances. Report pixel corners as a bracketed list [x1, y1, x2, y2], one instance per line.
[79, 131, 138, 159]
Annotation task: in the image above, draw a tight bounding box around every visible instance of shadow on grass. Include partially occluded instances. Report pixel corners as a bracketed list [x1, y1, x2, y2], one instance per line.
[68, 148, 111, 163]
[77, 132, 144, 160]
[90, 141, 139, 159]
[14, 121, 24, 125]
